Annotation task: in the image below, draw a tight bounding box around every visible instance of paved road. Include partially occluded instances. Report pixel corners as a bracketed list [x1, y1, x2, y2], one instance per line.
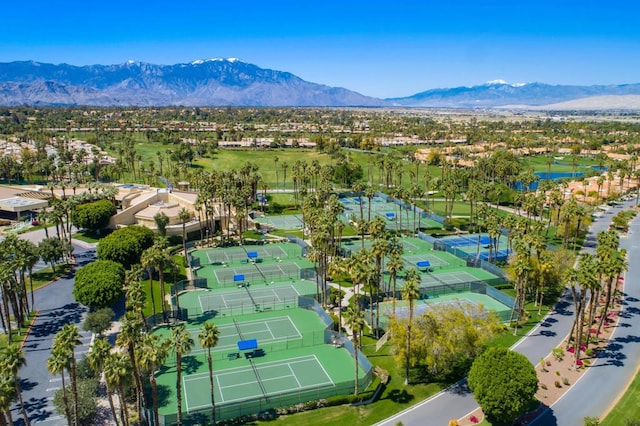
[10, 239, 96, 425]
[532, 210, 640, 425]
[377, 200, 638, 426]
[6, 226, 100, 425]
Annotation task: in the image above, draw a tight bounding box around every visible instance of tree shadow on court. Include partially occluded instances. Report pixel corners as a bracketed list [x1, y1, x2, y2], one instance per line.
[182, 355, 203, 375]
[156, 384, 172, 409]
[386, 389, 414, 404]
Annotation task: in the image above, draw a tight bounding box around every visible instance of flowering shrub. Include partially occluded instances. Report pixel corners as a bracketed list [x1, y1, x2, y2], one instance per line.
[469, 415, 479, 424]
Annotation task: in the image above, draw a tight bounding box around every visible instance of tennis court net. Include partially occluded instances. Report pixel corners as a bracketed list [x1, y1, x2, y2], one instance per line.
[214, 263, 307, 285]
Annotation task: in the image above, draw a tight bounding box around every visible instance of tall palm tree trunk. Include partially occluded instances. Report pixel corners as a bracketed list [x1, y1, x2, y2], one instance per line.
[14, 381, 30, 426]
[119, 384, 130, 426]
[106, 385, 119, 426]
[206, 349, 216, 425]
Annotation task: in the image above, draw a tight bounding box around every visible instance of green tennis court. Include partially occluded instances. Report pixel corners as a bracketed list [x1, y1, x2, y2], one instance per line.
[187, 316, 302, 354]
[418, 270, 488, 286]
[183, 355, 335, 411]
[253, 214, 304, 230]
[404, 253, 455, 268]
[205, 245, 288, 264]
[374, 291, 513, 327]
[198, 285, 301, 314]
[340, 196, 439, 231]
[213, 262, 301, 284]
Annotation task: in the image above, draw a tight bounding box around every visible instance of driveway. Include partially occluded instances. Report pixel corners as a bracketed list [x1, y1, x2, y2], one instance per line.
[11, 246, 96, 425]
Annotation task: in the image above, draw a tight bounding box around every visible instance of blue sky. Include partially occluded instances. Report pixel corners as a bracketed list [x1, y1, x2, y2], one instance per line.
[1, 0, 638, 98]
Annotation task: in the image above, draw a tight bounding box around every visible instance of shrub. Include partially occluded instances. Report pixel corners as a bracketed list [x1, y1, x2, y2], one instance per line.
[562, 377, 570, 386]
[76, 355, 98, 380]
[540, 383, 548, 390]
[552, 347, 564, 360]
[83, 307, 115, 335]
[71, 199, 117, 232]
[74, 260, 125, 309]
[53, 378, 99, 424]
[468, 347, 538, 424]
[97, 225, 154, 268]
[584, 416, 600, 426]
[555, 380, 562, 388]
[540, 358, 547, 372]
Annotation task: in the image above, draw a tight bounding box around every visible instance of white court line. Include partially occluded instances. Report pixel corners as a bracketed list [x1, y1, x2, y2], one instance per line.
[264, 321, 276, 339]
[186, 316, 303, 353]
[286, 315, 303, 339]
[216, 375, 224, 402]
[271, 288, 283, 302]
[288, 364, 303, 388]
[312, 354, 336, 386]
[183, 374, 191, 413]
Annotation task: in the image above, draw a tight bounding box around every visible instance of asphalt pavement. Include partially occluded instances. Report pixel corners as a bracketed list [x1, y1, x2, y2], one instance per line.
[532, 207, 640, 425]
[4, 225, 100, 425]
[11, 243, 96, 425]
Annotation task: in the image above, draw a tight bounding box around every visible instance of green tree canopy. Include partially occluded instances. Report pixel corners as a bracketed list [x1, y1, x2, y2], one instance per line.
[83, 307, 115, 335]
[71, 199, 117, 232]
[38, 237, 66, 273]
[390, 301, 503, 381]
[468, 347, 538, 424]
[97, 225, 154, 268]
[74, 260, 125, 309]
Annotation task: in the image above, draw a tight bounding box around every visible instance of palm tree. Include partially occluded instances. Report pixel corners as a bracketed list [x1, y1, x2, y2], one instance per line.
[0, 345, 29, 426]
[386, 250, 404, 317]
[169, 325, 194, 426]
[56, 324, 82, 425]
[115, 316, 145, 423]
[125, 267, 148, 331]
[198, 322, 220, 425]
[140, 247, 158, 318]
[137, 334, 168, 426]
[88, 338, 118, 425]
[0, 370, 16, 426]
[343, 305, 364, 396]
[104, 352, 132, 426]
[178, 207, 191, 267]
[401, 268, 420, 385]
[47, 346, 72, 423]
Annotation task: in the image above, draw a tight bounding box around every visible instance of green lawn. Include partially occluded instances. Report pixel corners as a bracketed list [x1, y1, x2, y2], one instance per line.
[520, 154, 601, 174]
[30, 263, 73, 292]
[601, 371, 640, 425]
[0, 311, 37, 349]
[141, 255, 187, 318]
[72, 229, 110, 243]
[103, 139, 443, 191]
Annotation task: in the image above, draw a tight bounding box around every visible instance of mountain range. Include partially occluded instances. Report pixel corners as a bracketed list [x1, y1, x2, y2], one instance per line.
[1, 59, 640, 109]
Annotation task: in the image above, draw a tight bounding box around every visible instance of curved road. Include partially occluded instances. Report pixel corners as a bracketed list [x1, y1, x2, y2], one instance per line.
[9, 227, 96, 425]
[377, 200, 639, 426]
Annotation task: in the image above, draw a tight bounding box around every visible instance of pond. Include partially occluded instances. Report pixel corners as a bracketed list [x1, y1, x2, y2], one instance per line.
[514, 172, 585, 191]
